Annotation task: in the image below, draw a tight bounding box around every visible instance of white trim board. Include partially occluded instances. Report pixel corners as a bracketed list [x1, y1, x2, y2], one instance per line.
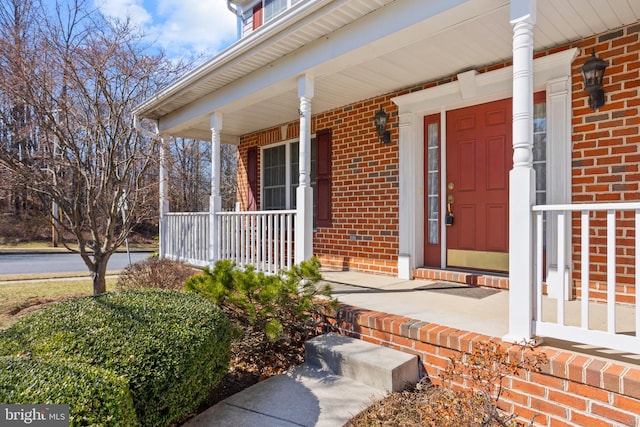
[392, 48, 578, 278]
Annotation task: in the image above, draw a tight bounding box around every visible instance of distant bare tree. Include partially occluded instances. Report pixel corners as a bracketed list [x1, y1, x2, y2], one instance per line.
[168, 138, 237, 213]
[220, 143, 238, 211]
[169, 137, 211, 212]
[0, 0, 185, 294]
[0, 0, 40, 223]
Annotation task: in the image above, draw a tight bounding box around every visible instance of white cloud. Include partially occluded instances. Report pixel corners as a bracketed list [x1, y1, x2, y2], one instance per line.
[96, 0, 239, 59]
[95, 0, 152, 27]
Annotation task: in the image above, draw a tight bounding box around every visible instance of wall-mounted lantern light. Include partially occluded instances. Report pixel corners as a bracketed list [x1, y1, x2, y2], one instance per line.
[374, 107, 391, 144]
[580, 48, 608, 111]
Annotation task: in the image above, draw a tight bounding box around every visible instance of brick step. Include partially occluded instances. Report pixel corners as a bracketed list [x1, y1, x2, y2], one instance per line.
[304, 332, 420, 392]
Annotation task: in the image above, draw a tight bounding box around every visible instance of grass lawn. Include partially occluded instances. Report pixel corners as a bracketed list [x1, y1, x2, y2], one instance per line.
[0, 278, 116, 330]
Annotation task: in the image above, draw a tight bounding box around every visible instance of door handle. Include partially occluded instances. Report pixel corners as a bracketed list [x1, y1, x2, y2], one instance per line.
[446, 202, 454, 226]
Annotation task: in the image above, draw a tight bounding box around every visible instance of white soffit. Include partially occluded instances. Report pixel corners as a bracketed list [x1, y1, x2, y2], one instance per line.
[143, 0, 639, 139]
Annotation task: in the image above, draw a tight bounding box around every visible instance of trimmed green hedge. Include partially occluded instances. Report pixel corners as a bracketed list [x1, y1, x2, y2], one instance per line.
[0, 357, 137, 426]
[0, 289, 231, 427]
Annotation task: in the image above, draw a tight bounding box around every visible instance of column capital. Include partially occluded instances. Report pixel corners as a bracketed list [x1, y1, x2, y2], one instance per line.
[210, 112, 223, 130]
[298, 74, 314, 99]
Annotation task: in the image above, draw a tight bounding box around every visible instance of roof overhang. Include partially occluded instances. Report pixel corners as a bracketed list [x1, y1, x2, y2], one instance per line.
[134, 0, 640, 141]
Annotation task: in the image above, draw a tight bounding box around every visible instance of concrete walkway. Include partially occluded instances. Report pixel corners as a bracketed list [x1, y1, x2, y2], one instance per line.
[183, 331, 419, 427]
[183, 363, 387, 427]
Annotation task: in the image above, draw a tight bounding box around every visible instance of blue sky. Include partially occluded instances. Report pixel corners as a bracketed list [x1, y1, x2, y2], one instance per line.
[95, 0, 239, 60]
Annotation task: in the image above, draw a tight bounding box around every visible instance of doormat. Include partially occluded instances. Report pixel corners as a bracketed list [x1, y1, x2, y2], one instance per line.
[417, 282, 500, 299]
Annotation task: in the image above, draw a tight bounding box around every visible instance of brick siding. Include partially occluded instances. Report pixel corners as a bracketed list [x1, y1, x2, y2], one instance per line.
[569, 23, 640, 303]
[236, 22, 640, 297]
[327, 304, 640, 427]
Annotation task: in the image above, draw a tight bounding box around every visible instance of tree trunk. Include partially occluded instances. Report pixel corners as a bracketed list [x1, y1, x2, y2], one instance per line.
[92, 255, 110, 295]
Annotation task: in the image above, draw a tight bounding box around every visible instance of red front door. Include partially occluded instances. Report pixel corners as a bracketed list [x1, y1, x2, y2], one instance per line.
[445, 98, 512, 271]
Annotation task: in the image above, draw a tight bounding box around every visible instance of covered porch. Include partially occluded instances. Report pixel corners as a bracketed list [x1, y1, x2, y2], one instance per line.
[134, 0, 640, 360]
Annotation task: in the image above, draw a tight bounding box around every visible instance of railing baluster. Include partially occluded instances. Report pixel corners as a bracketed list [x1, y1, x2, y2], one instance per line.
[274, 214, 280, 272]
[581, 210, 590, 329]
[258, 215, 267, 271]
[267, 214, 272, 272]
[242, 215, 248, 265]
[250, 214, 255, 267]
[535, 211, 543, 322]
[607, 210, 616, 334]
[197, 215, 201, 261]
[557, 212, 565, 326]
[235, 215, 239, 264]
[280, 214, 285, 271]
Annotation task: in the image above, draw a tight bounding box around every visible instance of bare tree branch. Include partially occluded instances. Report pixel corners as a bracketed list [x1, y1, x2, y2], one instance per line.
[0, 0, 186, 294]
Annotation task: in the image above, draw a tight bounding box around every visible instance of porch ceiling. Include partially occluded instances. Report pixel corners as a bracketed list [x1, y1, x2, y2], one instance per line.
[135, 0, 640, 141]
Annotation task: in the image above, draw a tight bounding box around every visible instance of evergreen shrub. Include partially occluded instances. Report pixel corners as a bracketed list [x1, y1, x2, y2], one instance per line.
[0, 289, 231, 427]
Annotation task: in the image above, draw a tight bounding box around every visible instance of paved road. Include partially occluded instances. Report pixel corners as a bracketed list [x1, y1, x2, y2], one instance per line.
[0, 252, 152, 276]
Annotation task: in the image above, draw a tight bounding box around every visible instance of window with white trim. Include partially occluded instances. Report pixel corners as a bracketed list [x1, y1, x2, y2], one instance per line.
[426, 121, 439, 245]
[262, 144, 287, 210]
[262, 139, 316, 211]
[264, 0, 303, 23]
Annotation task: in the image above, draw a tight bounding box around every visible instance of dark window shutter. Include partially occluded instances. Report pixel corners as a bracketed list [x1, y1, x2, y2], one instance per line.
[315, 129, 332, 227]
[252, 3, 263, 30]
[247, 147, 258, 211]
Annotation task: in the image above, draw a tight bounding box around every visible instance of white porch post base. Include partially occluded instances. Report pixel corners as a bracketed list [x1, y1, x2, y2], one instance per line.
[295, 186, 313, 265]
[397, 254, 412, 280]
[159, 200, 169, 259]
[209, 195, 221, 269]
[503, 168, 535, 344]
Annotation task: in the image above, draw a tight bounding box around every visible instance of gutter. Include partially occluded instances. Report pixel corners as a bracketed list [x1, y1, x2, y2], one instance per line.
[133, 114, 160, 140]
[227, 0, 246, 21]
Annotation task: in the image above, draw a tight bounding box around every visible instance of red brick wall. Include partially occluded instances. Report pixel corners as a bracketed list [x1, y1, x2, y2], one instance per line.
[570, 23, 640, 302]
[236, 22, 640, 285]
[328, 304, 640, 427]
[314, 98, 400, 274]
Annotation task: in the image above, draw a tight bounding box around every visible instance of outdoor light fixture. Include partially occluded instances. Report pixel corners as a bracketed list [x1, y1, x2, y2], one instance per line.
[580, 48, 608, 111]
[374, 107, 391, 144]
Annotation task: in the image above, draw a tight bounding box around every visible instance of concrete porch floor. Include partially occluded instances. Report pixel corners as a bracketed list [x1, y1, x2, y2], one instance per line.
[320, 269, 640, 365]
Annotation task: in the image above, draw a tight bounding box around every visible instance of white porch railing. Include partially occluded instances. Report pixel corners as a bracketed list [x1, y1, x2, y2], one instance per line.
[164, 210, 296, 273]
[165, 212, 210, 266]
[533, 203, 640, 354]
[216, 210, 296, 273]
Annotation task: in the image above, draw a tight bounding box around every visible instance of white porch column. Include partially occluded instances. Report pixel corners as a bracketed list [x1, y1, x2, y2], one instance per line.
[397, 112, 422, 279]
[159, 134, 170, 259]
[296, 74, 314, 265]
[546, 76, 574, 300]
[209, 113, 223, 268]
[504, 0, 536, 343]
